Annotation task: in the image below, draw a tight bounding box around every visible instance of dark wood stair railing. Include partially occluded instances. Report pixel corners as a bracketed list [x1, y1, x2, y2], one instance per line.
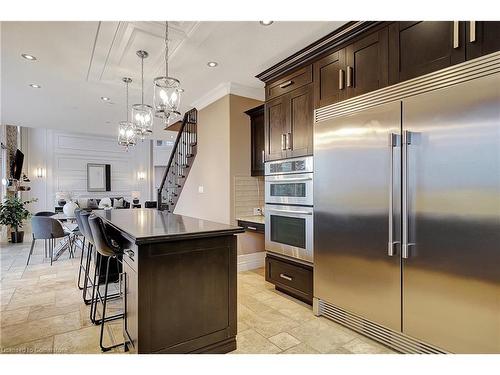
[157, 108, 198, 212]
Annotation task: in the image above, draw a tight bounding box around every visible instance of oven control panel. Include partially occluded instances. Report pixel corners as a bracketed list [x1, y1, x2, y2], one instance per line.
[265, 156, 313, 176]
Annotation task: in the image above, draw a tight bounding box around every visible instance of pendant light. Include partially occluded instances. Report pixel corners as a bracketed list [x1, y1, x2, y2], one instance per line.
[132, 50, 153, 140]
[118, 77, 136, 149]
[153, 21, 182, 128]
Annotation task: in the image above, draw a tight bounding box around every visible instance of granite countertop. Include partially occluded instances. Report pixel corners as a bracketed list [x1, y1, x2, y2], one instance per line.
[94, 208, 244, 244]
[236, 215, 265, 225]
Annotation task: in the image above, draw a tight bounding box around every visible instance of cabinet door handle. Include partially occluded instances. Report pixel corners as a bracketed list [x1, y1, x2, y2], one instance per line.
[281, 134, 286, 150]
[262, 150, 265, 164]
[279, 80, 293, 89]
[346, 66, 353, 87]
[286, 132, 292, 150]
[280, 273, 293, 281]
[339, 69, 345, 90]
[470, 21, 476, 43]
[453, 21, 460, 48]
[247, 226, 257, 231]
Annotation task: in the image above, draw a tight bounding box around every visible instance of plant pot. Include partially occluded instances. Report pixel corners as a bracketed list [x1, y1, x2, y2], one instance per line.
[11, 231, 24, 243]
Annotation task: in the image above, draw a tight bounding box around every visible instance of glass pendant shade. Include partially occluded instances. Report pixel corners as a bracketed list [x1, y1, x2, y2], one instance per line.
[118, 121, 136, 148]
[132, 103, 153, 139]
[153, 76, 181, 124]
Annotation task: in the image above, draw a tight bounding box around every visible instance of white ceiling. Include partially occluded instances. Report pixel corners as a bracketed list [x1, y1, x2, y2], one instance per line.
[1, 21, 346, 139]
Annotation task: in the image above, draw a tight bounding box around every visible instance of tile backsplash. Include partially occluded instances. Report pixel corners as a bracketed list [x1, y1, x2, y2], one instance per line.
[234, 176, 264, 219]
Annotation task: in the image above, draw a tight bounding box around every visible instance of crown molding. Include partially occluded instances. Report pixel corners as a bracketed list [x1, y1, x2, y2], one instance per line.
[190, 82, 264, 110]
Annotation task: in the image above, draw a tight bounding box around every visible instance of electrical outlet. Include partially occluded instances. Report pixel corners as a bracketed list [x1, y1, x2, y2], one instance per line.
[253, 207, 262, 216]
[198, 185, 204, 193]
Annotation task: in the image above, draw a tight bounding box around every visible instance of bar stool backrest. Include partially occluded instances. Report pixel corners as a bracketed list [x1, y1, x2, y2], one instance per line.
[74, 209, 85, 235]
[31, 217, 66, 240]
[79, 211, 94, 245]
[88, 214, 117, 257]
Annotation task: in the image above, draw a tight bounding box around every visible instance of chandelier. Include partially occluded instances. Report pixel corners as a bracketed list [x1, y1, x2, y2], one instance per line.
[118, 77, 136, 149]
[153, 21, 182, 128]
[132, 50, 153, 140]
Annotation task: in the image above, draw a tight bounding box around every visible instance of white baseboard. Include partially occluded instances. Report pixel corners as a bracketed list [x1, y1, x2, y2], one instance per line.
[237, 252, 265, 272]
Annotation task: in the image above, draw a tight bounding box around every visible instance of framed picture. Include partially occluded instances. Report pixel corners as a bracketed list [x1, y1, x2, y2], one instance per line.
[87, 163, 111, 192]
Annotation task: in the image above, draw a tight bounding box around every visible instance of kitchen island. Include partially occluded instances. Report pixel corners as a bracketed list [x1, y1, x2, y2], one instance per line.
[94, 208, 244, 354]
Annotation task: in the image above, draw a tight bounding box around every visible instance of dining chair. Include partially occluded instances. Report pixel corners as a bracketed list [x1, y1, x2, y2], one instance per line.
[28, 217, 74, 266]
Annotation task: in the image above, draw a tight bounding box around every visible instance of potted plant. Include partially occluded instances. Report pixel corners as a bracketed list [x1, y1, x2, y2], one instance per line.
[0, 195, 37, 243]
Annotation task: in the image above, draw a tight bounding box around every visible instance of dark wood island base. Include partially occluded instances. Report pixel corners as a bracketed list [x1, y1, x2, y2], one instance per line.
[94, 209, 244, 354]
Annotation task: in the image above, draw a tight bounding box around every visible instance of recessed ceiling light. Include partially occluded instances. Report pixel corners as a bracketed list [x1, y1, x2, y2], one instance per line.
[101, 96, 111, 101]
[21, 53, 37, 61]
[259, 21, 274, 26]
[29, 84, 41, 88]
[207, 61, 218, 68]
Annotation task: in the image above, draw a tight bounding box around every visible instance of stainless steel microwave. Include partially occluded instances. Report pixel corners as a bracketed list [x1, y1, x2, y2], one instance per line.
[265, 156, 313, 206]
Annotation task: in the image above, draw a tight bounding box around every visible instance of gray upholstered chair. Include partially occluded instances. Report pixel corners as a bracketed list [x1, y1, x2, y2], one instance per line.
[28, 216, 73, 266]
[33, 211, 56, 257]
[79, 210, 95, 305]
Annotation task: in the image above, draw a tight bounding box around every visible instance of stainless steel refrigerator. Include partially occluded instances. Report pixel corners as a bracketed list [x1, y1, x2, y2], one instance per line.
[313, 52, 500, 354]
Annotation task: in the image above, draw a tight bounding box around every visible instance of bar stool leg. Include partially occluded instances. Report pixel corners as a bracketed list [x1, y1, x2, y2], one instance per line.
[27, 236, 36, 265]
[77, 238, 86, 290]
[99, 256, 124, 352]
[90, 251, 102, 324]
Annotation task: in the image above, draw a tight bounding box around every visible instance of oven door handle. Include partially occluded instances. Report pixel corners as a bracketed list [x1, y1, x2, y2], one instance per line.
[267, 209, 313, 216]
[266, 177, 313, 182]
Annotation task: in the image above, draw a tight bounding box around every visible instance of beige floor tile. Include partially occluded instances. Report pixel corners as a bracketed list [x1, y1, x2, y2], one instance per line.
[0, 307, 30, 327]
[232, 329, 281, 354]
[268, 332, 301, 350]
[281, 342, 321, 354]
[240, 307, 301, 338]
[343, 337, 395, 354]
[6, 290, 56, 310]
[28, 302, 81, 321]
[53, 325, 102, 354]
[1, 336, 54, 354]
[0, 311, 81, 347]
[288, 318, 357, 353]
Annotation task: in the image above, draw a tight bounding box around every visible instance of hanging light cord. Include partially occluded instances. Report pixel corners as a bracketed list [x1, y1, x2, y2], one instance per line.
[164, 21, 169, 77]
[126, 79, 129, 123]
[141, 55, 144, 105]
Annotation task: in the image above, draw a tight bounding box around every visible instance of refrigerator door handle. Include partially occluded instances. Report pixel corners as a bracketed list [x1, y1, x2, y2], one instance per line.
[388, 132, 400, 256]
[402, 130, 418, 259]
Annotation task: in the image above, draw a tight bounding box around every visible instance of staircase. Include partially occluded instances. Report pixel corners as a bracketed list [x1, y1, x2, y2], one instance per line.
[157, 108, 198, 212]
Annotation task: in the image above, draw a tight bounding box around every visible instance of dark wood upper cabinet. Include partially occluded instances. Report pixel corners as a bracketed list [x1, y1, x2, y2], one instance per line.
[265, 80, 314, 161]
[266, 65, 313, 101]
[466, 21, 500, 60]
[245, 105, 265, 176]
[346, 27, 389, 98]
[313, 49, 346, 108]
[286, 83, 314, 158]
[389, 21, 466, 84]
[265, 96, 287, 161]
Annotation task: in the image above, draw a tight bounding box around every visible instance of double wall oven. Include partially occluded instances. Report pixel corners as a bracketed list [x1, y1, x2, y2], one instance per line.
[265, 156, 313, 263]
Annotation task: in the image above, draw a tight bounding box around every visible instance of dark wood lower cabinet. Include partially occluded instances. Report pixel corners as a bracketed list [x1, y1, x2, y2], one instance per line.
[265, 254, 313, 305]
[122, 235, 237, 354]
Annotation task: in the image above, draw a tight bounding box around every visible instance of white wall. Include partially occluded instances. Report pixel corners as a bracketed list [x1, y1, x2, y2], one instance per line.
[23, 128, 152, 213]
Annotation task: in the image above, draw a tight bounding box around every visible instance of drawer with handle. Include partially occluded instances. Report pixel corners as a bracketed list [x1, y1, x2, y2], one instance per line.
[237, 219, 265, 234]
[265, 254, 313, 304]
[266, 65, 313, 100]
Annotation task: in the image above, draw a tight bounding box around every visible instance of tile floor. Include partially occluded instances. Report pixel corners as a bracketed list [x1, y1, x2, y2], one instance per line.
[0, 238, 396, 354]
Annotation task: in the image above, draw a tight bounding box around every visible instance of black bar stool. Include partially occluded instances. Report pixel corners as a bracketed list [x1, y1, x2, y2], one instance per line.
[74, 209, 88, 291]
[88, 214, 125, 352]
[79, 211, 96, 305]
